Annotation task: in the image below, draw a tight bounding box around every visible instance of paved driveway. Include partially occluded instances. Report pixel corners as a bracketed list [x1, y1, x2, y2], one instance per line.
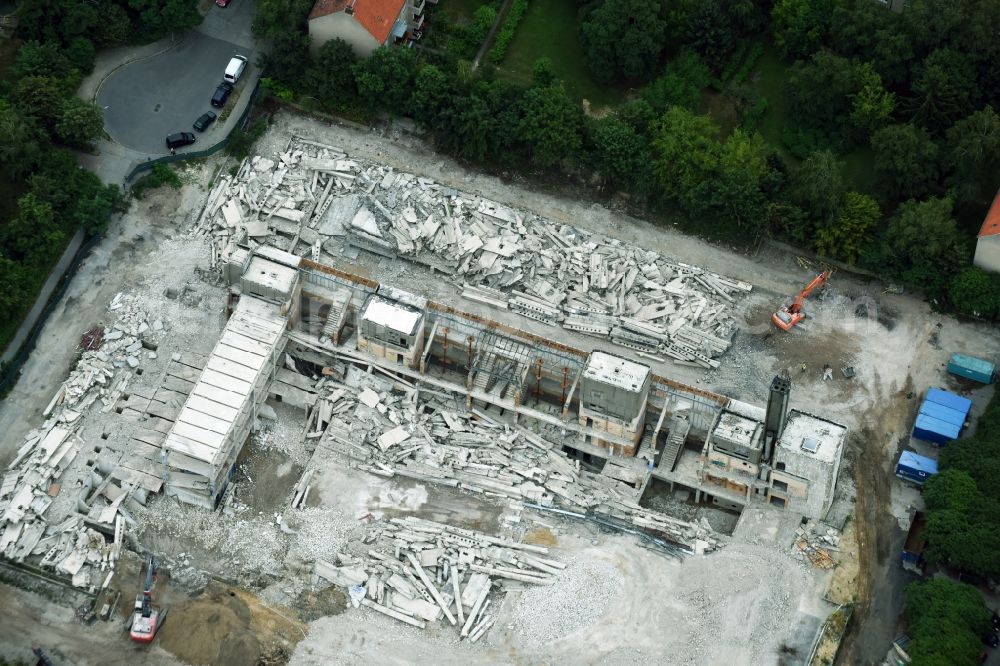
[97, 1, 257, 155]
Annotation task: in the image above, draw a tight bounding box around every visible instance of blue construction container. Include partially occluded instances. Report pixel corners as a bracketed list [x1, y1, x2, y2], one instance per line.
[924, 387, 973, 416]
[918, 400, 966, 427]
[947, 353, 996, 385]
[895, 451, 938, 485]
[913, 413, 962, 445]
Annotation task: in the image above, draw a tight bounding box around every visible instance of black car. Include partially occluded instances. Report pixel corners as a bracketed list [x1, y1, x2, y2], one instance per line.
[992, 610, 1000, 631]
[193, 111, 217, 132]
[984, 632, 1000, 648]
[165, 132, 195, 150]
[211, 82, 234, 108]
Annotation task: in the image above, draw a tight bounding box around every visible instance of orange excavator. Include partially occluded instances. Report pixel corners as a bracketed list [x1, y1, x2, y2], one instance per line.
[772, 269, 831, 332]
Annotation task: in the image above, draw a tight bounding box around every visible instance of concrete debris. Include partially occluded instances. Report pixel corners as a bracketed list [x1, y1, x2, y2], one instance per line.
[304, 378, 720, 554]
[315, 515, 559, 639]
[196, 137, 752, 369]
[793, 521, 839, 569]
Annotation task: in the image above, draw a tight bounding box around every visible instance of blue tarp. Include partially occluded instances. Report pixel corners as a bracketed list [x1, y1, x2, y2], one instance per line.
[913, 413, 962, 445]
[896, 451, 938, 484]
[924, 388, 973, 416]
[918, 400, 967, 427]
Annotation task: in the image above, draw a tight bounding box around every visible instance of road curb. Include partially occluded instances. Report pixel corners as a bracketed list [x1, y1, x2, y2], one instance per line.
[90, 35, 190, 103]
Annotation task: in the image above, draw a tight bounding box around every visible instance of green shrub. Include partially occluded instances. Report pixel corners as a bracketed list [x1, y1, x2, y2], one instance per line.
[740, 94, 769, 131]
[226, 118, 269, 162]
[489, 0, 529, 63]
[711, 42, 763, 91]
[131, 163, 181, 199]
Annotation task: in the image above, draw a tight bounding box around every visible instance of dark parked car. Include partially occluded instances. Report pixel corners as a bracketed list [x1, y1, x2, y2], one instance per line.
[984, 632, 1000, 648]
[992, 610, 1000, 631]
[193, 111, 217, 132]
[165, 132, 195, 150]
[211, 82, 234, 108]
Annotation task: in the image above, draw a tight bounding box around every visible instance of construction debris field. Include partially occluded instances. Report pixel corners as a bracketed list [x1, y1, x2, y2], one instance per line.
[1, 110, 1000, 666]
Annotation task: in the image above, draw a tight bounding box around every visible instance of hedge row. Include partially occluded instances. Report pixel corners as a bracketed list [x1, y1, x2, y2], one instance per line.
[488, 0, 529, 63]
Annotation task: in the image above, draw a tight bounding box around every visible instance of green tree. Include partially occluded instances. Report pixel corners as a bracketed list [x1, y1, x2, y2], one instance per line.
[785, 50, 858, 136]
[251, 0, 314, 38]
[93, 3, 133, 48]
[0, 103, 42, 181]
[651, 106, 720, 201]
[944, 106, 1000, 205]
[3, 194, 63, 264]
[848, 62, 894, 136]
[410, 65, 454, 123]
[686, 129, 769, 229]
[885, 197, 968, 296]
[909, 49, 981, 134]
[14, 40, 75, 79]
[948, 268, 1000, 320]
[580, 0, 668, 84]
[55, 98, 104, 148]
[517, 84, 583, 167]
[531, 58, 557, 88]
[871, 124, 939, 204]
[13, 76, 66, 129]
[683, 0, 735, 63]
[828, 0, 912, 85]
[128, 0, 202, 40]
[787, 150, 845, 224]
[259, 32, 311, 88]
[640, 50, 711, 114]
[65, 37, 97, 75]
[353, 47, 417, 113]
[814, 192, 879, 264]
[587, 115, 652, 192]
[906, 577, 991, 666]
[771, 0, 833, 59]
[301, 38, 358, 111]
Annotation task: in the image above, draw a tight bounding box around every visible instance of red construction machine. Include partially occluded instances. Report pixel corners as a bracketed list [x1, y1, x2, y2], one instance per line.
[772, 269, 831, 332]
[128, 555, 166, 643]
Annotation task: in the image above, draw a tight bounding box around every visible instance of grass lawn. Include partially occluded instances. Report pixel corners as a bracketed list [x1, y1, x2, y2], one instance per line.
[496, 0, 625, 108]
[746, 44, 794, 163]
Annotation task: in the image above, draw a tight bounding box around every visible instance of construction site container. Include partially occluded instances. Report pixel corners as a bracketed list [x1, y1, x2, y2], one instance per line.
[918, 400, 966, 427]
[901, 512, 927, 574]
[895, 451, 938, 485]
[912, 414, 962, 445]
[947, 353, 996, 384]
[924, 387, 973, 415]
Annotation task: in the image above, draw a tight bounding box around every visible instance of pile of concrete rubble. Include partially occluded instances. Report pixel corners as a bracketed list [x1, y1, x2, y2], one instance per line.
[315, 515, 560, 637]
[0, 293, 164, 590]
[291, 365, 721, 555]
[196, 136, 752, 369]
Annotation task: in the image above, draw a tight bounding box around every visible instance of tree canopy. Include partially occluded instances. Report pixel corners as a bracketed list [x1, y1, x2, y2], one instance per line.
[580, 0, 668, 84]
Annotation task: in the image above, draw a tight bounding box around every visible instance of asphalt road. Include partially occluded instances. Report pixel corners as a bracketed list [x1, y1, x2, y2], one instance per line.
[97, 1, 257, 155]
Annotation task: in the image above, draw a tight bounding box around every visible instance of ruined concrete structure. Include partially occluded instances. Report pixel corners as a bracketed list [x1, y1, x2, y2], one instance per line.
[158, 246, 847, 520]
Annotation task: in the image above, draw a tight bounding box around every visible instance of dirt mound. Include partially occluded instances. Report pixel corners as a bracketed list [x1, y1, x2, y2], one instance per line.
[157, 582, 305, 666]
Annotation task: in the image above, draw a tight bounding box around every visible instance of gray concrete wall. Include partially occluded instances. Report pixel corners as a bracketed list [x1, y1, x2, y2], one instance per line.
[974, 235, 1000, 274]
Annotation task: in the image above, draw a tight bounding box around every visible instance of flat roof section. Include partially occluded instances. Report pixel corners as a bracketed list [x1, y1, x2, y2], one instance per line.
[713, 410, 762, 448]
[244, 256, 298, 297]
[583, 351, 650, 392]
[361, 296, 423, 336]
[777, 411, 846, 464]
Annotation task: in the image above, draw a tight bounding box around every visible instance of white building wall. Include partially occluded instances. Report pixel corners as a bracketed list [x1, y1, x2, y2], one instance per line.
[974, 235, 1000, 274]
[309, 13, 381, 58]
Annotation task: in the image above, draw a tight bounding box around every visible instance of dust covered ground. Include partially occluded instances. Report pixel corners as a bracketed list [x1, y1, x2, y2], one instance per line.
[1, 110, 999, 665]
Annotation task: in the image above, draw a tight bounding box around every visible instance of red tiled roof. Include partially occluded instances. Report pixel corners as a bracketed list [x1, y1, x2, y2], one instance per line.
[981, 189, 1000, 238]
[354, 0, 406, 44]
[309, 0, 350, 20]
[309, 0, 405, 44]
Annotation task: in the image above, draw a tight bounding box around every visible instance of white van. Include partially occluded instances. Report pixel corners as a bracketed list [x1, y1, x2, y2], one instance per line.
[224, 55, 248, 83]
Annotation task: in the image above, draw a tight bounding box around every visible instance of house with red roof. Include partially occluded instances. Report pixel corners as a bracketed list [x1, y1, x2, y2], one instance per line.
[308, 0, 427, 57]
[974, 189, 1000, 273]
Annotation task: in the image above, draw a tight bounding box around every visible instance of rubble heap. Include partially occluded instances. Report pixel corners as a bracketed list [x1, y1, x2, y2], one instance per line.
[316, 515, 561, 638]
[0, 293, 165, 590]
[195, 136, 752, 369]
[296, 365, 721, 554]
